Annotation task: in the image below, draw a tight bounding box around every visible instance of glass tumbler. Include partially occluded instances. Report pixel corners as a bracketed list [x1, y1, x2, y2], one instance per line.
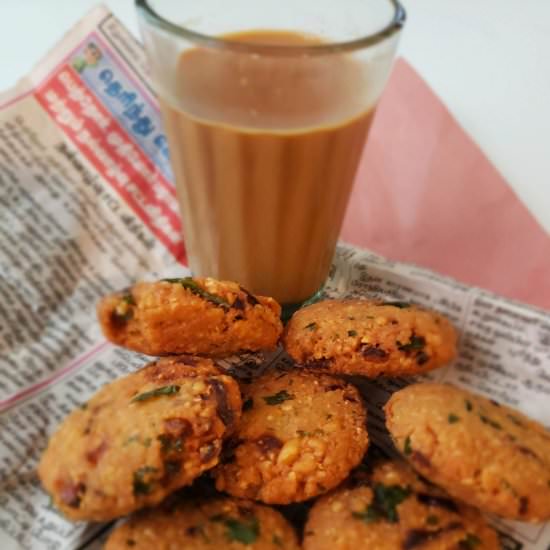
[136, 0, 405, 309]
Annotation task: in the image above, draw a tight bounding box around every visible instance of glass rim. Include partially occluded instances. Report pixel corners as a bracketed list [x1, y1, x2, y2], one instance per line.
[135, 0, 406, 56]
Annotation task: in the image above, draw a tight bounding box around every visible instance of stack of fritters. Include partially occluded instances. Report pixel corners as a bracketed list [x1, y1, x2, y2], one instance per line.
[38, 277, 550, 548]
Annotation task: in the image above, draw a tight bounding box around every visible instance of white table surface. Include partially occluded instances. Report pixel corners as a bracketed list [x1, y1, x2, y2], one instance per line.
[2, 0, 549, 234]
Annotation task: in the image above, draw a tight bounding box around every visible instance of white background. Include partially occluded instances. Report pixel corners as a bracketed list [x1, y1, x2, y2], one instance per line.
[1, 0, 549, 233]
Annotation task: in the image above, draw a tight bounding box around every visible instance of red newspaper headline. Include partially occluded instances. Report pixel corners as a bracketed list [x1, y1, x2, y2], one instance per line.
[35, 65, 185, 262]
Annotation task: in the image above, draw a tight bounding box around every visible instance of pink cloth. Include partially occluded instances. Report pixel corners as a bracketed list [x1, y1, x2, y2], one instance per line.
[341, 59, 550, 311]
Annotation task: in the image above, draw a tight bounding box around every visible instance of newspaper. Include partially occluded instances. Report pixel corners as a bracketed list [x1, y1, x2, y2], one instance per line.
[0, 5, 548, 549]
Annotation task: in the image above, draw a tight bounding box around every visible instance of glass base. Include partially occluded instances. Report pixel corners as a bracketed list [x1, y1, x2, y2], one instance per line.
[281, 287, 325, 323]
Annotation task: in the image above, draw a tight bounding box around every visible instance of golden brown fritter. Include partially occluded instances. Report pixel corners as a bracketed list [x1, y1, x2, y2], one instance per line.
[38, 357, 241, 521]
[385, 383, 550, 521]
[303, 460, 499, 550]
[283, 299, 457, 377]
[105, 495, 300, 549]
[214, 369, 368, 504]
[97, 277, 282, 356]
